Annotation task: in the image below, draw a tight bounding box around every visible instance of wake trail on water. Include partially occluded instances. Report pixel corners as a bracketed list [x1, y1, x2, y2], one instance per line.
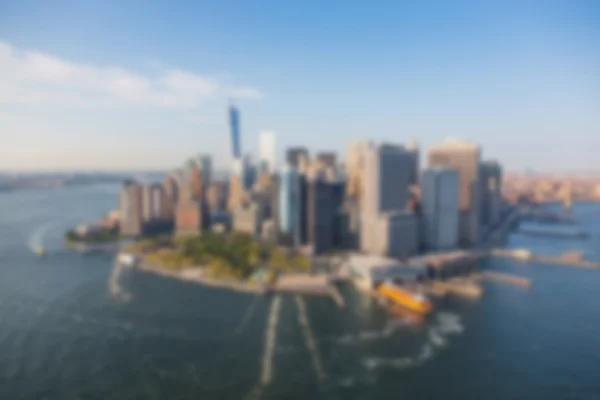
[236, 295, 261, 335]
[296, 295, 326, 382]
[27, 221, 57, 253]
[108, 262, 133, 303]
[360, 312, 464, 373]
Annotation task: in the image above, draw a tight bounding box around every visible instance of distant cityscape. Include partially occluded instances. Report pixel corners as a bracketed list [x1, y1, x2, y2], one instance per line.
[104, 105, 598, 260]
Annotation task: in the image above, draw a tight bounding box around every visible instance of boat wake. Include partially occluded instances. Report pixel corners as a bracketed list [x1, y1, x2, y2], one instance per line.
[27, 221, 57, 254]
[361, 312, 463, 372]
[333, 318, 409, 346]
[108, 262, 133, 303]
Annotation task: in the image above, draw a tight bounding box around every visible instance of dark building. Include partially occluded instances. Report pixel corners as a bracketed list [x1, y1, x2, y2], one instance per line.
[306, 178, 335, 254]
[299, 175, 308, 244]
[317, 152, 337, 169]
[286, 147, 309, 168]
[175, 177, 210, 237]
[479, 161, 502, 230]
[229, 105, 241, 160]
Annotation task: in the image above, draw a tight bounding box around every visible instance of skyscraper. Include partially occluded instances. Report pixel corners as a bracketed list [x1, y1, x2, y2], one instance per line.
[317, 152, 337, 169]
[479, 160, 503, 230]
[259, 131, 276, 173]
[286, 147, 309, 169]
[407, 139, 420, 185]
[421, 167, 460, 250]
[428, 139, 481, 246]
[278, 166, 301, 241]
[360, 143, 413, 254]
[306, 177, 334, 254]
[120, 180, 143, 236]
[194, 154, 213, 192]
[229, 105, 241, 161]
[346, 140, 371, 202]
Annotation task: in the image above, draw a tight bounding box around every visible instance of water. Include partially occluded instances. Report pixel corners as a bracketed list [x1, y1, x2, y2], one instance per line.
[1, 186, 600, 399]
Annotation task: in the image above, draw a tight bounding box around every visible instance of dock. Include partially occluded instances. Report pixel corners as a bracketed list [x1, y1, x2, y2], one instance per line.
[274, 273, 346, 308]
[476, 271, 532, 288]
[491, 249, 600, 270]
[515, 228, 589, 240]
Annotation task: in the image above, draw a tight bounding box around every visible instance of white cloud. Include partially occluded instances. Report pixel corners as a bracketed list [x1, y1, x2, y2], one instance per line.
[0, 41, 263, 108]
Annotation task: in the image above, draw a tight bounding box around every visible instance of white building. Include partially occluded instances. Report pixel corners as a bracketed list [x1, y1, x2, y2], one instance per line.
[259, 131, 276, 173]
[345, 253, 426, 290]
[421, 167, 460, 250]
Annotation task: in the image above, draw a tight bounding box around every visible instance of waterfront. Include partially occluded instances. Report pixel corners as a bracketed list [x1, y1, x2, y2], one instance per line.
[1, 186, 600, 399]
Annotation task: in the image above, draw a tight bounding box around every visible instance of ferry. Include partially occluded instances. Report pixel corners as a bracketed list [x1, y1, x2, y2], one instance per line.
[376, 281, 433, 315]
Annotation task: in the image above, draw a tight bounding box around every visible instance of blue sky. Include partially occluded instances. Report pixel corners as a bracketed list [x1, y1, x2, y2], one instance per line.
[1, 0, 599, 171]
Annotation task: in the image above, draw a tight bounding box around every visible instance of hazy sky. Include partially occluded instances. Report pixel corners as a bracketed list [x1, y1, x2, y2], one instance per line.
[1, 1, 599, 171]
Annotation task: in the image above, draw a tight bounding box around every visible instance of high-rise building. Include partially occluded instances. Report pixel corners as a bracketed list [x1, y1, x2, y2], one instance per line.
[346, 140, 371, 202]
[228, 174, 246, 211]
[163, 174, 179, 217]
[479, 161, 503, 230]
[242, 156, 257, 191]
[407, 139, 420, 185]
[232, 202, 263, 236]
[428, 139, 481, 246]
[306, 177, 334, 254]
[207, 181, 227, 212]
[278, 166, 301, 241]
[317, 152, 337, 169]
[259, 131, 276, 173]
[194, 154, 213, 191]
[361, 143, 413, 255]
[421, 167, 460, 250]
[286, 147, 309, 169]
[229, 105, 241, 161]
[373, 212, 419, 258]
[175, 177, 209, 237]
[120, 180, 143, 236]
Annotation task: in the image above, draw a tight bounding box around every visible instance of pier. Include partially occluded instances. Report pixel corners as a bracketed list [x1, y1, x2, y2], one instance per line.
[492, 249, 600, 269]
[515, 228, 589, 240]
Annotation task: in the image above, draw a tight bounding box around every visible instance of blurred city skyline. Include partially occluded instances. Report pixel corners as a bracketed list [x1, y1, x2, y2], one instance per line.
[1, 1, 599, 171]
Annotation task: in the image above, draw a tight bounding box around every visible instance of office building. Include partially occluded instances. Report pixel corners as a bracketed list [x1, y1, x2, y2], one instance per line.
[228, 174, 246, 211]
[346, 140, 371, 202]
[421, 167, 460, 250]
[479, 161, 503, 230]
[243, 156, 257, 190]
[317, 152, 337, 169]
[372, 212, 419, 258]
[305, 177, 334, 254]
[194, 154, 213, 192]
[286, 147, 309, 169]
[233, 202, 263, 236]
[361, 143, 413, 254]
[428, 139, 481, 246]
[259, 131, 276, 173]
[163, 174, 179, 217]
[119, 180, 143, 236]
[206, 181, 227, 212]
[229, 105, 241, 161]
[175, 181, 209, 236]
[278, 166, 301, 241]
[407, 139, 420, 185]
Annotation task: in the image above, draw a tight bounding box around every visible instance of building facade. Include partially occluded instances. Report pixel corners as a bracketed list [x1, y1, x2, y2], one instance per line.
[306, 178, 334, 254]
[479, 160, 503, 231]
[229, 105, 241, 160]
[421, 167, 460, 250]
[233, 202, 263, 236]
[278, 166, 301, 241]
[361, 143, 413, 254]
[120, 180, 144, 236]
[286, 147, 309, 169]
[316, 152, 337, 169]
[259, 131, 276, 173]
[428, 139, 481, 246]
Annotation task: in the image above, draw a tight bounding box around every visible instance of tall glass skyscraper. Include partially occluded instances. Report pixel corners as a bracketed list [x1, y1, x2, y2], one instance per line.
[229, 105, 241, 160]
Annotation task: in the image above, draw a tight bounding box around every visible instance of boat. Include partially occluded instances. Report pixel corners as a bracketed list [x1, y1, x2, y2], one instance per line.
[376, 281, 433, 314]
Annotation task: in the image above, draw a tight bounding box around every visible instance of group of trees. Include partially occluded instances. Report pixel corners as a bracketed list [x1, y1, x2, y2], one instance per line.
[128, 231, 312, 280]
[65, 228, 119, 244]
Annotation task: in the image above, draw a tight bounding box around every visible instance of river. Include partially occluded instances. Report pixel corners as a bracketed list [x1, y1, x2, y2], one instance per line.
[1, 185, 599, 399]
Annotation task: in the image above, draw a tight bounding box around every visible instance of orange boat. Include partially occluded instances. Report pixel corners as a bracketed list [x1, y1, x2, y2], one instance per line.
[376, 281, 433, 314]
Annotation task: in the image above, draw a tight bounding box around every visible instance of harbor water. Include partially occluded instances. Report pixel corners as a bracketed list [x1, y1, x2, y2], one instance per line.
[1, 185, 599, 399]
